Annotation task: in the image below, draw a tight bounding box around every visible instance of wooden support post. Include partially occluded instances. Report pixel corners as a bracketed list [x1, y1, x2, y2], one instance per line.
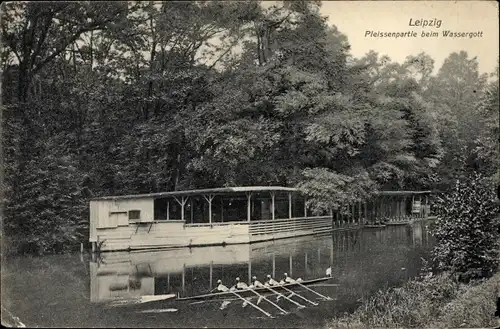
[304, 197, 307, 217]
[270, 192, 275, 220]
[379, 197, 385, 220]
[330, 238, 334, 264]
[382, 197, 388, 218]
[358, 201, 362, 224]
[208, 195, 212, 224]
[377, 198, 381, 221]
[167, 201, 170, 220]
[288, 192, 292, 219]
[390, 197, 394, 221]
[411, 195, 415, 219]
[202, 194, 215, 225]
[364, 202, 368, 223]
[425, 194, 428, 217]
[402, 197, 406, 219]
[173, 196, 189, 222]
[182, 197, 187, 222]
[289, 254, 293, 277]
[221, 195, 224, 223]
[91, 242, 96, 253]
[190, 198, 194, 223]
[182, 264, 185, 294]
[420, 195, 423, 218]
[403, 198, 406, 219]
[246, 192, 252, 222]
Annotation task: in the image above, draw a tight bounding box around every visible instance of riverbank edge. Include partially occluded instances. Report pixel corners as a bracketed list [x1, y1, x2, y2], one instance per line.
[325, 271, 500, 329]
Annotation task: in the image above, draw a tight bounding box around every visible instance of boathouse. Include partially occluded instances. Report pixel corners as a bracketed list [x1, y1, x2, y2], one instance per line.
[89, 187, 432, 252]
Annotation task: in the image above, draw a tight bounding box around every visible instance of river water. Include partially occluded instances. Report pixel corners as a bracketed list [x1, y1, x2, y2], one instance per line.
[2, 221, 433, 328]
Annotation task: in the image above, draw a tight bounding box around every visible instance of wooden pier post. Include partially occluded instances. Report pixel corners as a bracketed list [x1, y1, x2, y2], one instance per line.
[411, 195, 415, 219]
[288, 193, 292, 219]
[248, 258, 252, 284]
[246, 192, 252, 222]
[182, 264, 186, 295]
[272, 253, 276, 278]
[209, 262, 213, 290]
[91, 242, 96, 253]
[305, 252, 308, 275]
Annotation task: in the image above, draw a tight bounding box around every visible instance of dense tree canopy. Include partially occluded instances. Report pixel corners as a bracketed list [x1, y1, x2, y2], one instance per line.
[1, 1, 498, 254]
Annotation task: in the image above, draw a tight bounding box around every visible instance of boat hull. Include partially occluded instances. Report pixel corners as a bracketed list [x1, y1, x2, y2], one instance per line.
[177, 277, 335, 301]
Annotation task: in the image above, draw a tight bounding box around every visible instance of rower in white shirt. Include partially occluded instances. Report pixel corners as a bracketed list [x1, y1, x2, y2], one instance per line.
[235, 277, 249, 290]
[252, 276, 264, 288]
[265, 274, 280, 286]
[282, 273, 303, 284]
[216, 279, 229, 292]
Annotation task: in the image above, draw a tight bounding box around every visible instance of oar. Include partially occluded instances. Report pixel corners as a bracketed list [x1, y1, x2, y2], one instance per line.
[245, 288, 288, 315]
[278, 285, 318, 306]
[285, 277, 332, 301]
[260, 285, 305, 308]
[228, 290, 274, 318]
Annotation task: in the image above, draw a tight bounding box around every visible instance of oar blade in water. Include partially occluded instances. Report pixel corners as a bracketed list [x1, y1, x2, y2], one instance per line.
[139, 308, 178, 314]
[139, 294, 176, 303]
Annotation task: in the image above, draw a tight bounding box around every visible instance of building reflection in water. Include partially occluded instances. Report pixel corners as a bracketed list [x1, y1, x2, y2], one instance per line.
[90, 222, 433, 304]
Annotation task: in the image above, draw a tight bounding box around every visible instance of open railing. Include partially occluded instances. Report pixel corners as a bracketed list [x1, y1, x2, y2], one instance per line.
[248, 216, 332, 236]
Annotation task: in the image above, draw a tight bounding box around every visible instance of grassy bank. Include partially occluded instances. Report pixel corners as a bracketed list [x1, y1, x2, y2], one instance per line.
[327, 272, 500, 329]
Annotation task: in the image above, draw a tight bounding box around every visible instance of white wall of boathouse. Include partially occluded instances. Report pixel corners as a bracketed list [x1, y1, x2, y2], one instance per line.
[89, 198, 155, 243]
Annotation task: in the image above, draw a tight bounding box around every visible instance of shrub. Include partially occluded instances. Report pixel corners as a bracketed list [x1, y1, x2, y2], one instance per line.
[434, 273, 500, 328]
[431, 172, 500, 282]
[326, 272, 463, 329]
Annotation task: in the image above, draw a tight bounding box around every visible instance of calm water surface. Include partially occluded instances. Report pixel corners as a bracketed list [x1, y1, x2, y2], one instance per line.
[2, 221, 433, 328]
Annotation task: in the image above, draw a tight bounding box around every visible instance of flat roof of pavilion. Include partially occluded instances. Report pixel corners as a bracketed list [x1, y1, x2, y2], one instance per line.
[91, 186, 298, 201]
[91, 186, 433, 201]
[377, 190, 432, 196]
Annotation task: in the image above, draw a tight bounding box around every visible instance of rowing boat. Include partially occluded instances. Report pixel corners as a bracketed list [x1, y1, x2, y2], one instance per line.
[177, 277, 336, 301]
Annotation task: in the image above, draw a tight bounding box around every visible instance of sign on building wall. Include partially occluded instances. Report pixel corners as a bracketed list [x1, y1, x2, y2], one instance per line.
[412, 200, 422, 213]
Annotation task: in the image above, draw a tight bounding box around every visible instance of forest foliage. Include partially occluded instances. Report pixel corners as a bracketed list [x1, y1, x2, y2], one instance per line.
[1, 1, 498, 254]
